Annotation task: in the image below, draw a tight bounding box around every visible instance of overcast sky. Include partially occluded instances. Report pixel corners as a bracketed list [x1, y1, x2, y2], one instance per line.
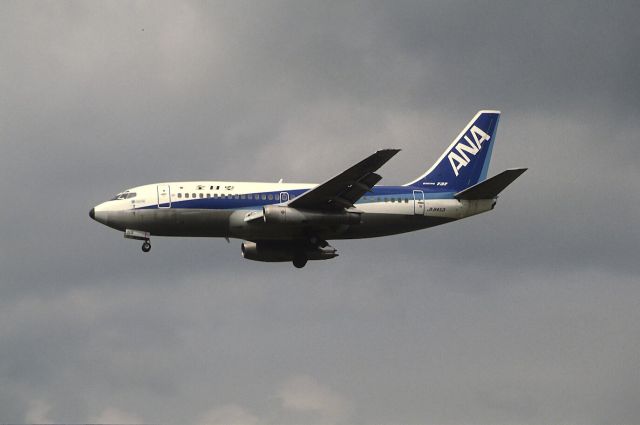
[1, 1, 639, 424]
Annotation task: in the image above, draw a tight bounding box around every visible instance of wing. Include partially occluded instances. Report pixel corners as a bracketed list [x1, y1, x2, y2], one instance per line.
[288, 149, 401, 211]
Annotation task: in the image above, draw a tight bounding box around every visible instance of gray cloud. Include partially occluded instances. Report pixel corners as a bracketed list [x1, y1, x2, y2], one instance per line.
[0, 1, 638, 424]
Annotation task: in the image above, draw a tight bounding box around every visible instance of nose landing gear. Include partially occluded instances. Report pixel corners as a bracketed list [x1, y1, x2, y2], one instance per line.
[124, 229, 152, 253]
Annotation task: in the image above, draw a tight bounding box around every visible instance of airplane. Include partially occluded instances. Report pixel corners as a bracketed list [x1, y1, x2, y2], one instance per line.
[90, 110, 526, 268]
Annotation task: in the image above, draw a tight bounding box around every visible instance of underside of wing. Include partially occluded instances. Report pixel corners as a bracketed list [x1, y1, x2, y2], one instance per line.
[288, 149, 400, 211]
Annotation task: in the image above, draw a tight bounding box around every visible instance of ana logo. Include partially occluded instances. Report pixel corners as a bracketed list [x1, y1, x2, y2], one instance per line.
[448, 125, 491, 176]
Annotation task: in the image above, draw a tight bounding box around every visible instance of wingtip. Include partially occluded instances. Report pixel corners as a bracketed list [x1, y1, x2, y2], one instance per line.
[378, 148, 401, 154]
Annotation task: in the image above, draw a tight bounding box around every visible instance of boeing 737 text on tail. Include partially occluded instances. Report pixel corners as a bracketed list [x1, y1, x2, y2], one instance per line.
[90, 110, 526, 268]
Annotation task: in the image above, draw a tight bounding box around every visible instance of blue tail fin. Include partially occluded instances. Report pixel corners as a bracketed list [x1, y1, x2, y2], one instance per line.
[404, 110, 501, 191]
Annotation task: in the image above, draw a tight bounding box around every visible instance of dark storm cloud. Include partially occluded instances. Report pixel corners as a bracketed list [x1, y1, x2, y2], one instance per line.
[0, 1, 638, 424]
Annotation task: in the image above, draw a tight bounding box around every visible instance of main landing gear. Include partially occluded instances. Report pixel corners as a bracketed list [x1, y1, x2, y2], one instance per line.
[141, 240, 151, 253]
[292, 254, 307, 269]
[290, 236, 331, 268]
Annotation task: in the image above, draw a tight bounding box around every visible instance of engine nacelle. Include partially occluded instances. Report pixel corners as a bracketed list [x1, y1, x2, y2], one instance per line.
[241, 241, 338, 262]
[262, 205, 361, 226]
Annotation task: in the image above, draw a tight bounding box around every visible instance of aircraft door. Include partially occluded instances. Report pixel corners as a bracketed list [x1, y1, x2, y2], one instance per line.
[413, 190, 425, 215]
[279, 192, 289, 203]
[157, 185, 171, 208]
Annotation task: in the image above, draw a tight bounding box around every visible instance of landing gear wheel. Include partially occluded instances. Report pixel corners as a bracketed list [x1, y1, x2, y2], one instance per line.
[141, 241, 151, 253]
[292, 255, 307, 269]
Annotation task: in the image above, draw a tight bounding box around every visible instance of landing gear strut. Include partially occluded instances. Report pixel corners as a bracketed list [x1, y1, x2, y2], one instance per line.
[141, 240, 151, 253]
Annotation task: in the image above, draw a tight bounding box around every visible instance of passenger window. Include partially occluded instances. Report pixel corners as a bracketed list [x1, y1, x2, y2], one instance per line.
[268, 194, 273, 200]
[185, 193, 189, 198]
[192, 193, 196, 198]
[206, 193, 211, 198]
[248, 194, 253, 199]
[241, 194, 246, 199]
[199, 193, 204, 198]
[234, 195, 239, 199]
[210, 186, 214, 190]
[216, 186, 220, 190]
[178, 193, 182, 199]
[261, 194, 267, 200]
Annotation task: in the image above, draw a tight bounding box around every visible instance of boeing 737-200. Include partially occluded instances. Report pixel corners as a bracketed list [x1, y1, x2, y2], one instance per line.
[90, 110, 526, 268]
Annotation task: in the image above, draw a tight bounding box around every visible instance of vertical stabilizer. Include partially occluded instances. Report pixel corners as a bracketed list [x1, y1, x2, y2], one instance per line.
[404, 111, 501, 191]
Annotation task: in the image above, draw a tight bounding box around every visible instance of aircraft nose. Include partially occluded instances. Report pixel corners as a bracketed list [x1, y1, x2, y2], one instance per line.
[89, 208, 95, 220]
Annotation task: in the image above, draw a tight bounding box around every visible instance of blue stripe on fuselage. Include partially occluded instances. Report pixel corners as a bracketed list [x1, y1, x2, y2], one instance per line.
[140, 186, 455, 210]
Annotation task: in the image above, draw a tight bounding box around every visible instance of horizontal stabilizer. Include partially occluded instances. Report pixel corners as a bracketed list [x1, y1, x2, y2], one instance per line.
[454, 168, 527, 200]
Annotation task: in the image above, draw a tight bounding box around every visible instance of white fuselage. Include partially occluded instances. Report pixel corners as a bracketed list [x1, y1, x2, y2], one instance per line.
[91, 181, 495, 241]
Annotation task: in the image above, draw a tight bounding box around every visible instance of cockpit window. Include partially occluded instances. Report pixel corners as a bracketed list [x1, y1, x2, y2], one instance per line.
[110, 192, 136, 200]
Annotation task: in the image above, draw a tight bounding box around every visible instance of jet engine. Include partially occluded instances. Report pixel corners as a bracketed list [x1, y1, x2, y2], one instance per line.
[262, 205, 361, 226]
[241, 241, 338, 268]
